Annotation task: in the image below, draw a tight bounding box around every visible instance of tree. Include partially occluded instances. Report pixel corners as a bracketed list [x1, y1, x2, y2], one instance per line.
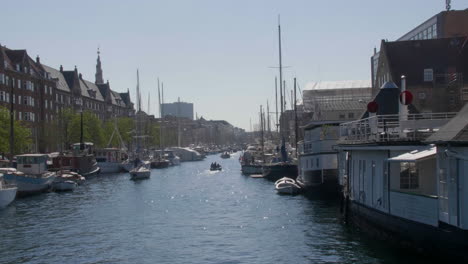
[68, 111, 105, 147]
[102, 117, 135, 148]
[0, 107, 32, 155]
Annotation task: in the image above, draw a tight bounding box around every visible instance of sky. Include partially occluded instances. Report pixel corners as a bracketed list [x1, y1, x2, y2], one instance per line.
[2, 0, 466, 130]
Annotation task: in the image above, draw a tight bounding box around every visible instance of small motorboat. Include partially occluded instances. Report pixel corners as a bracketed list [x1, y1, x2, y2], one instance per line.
[130, 161, 151, 180]
[52, 180, 77, 192]
[56, 170, 85, 185]
[275, 177, 302, 195]
[210, 163, 222, 171]
[220, 152, 230, 159]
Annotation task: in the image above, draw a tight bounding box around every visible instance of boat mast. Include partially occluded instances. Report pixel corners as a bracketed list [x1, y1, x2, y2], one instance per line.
[260, 105, 265, 163]
[9, 77, 14, 166]
[275, 76, 278, 133]
[177, 97, 181, 147]
[277, 15, 288, 162]
[294, 77, 298, 158]
[158, 78, 163, 154]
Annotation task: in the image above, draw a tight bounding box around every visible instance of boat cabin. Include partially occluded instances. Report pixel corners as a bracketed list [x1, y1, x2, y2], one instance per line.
[95, 148, 128, 163]
[16, 154, 49, 174]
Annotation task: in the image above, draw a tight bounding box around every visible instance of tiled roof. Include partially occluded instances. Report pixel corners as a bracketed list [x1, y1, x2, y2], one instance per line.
[80, 79, 104, 101]
[304, 80, 371, 90]
[42, 65, 71, 92]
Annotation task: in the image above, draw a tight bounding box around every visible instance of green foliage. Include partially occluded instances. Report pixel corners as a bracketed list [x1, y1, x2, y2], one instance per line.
[0, 107, 32, 155]
[102, 117, 135, 148]
[68, 111, 105, 147]
[148, 123, 160, 147]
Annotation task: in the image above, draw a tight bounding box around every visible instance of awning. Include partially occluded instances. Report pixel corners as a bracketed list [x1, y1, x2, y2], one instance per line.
[387, 146, 436, 162]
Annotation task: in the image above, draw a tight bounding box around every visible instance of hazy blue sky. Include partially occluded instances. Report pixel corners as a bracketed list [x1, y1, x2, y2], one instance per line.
[2, 0, 466, 130]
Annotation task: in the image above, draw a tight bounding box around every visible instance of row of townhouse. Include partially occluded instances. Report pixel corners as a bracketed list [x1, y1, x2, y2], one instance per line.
[0, 45, 134, 153]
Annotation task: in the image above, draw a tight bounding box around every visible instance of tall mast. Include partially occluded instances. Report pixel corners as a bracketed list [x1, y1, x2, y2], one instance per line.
[294, 77, 298, 158]
[275, 76, 278, 133]
[177, 97, 181, 147]
[267, 100, 271, 138]
[158, 78, 161, 118]
[278, 16, 284, 142]
[9, 78, 14, 165]
[158, 78, 163, 152]
[283, 80, 287, 111]
[260, 105, 265, 163]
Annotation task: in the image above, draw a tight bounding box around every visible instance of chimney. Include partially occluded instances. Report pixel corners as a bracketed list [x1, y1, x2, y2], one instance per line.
[60, 65, 63, 72]
[74, 65, 77, 73]
[79, 73, 82, 79]
[36, 55, 40, 64]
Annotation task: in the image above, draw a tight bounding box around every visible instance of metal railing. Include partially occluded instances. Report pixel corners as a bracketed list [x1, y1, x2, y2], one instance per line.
[339, 112, 456, 144]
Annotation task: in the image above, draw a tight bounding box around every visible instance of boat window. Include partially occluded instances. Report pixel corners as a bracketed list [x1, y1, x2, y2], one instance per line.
[400, 162, 419, 189]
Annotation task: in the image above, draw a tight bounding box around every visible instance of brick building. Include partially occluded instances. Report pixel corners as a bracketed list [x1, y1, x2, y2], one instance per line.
[371, 9, 468, 91]
[374, 37, 468, 114]
[0, 45, 134, 153]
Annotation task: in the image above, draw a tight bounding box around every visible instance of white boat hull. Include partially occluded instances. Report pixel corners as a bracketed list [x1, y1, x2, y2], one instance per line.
[52, 180, 77, 192]
[130, 163, 151, 180]
[98, 162, 122, 173]
[275, 177, 302, 195]
[0, 187, 17, 208]
[3, 173, 55, 195]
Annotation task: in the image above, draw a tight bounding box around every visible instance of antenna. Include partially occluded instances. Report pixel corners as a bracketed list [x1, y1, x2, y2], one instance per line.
[446, 0, 451, 11]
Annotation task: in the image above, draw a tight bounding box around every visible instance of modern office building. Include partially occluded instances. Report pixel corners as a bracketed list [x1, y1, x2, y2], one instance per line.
[161, 101, 194, 120]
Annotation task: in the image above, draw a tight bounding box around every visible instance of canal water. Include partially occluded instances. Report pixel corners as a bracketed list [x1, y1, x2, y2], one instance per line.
[0, 152, 434, 264]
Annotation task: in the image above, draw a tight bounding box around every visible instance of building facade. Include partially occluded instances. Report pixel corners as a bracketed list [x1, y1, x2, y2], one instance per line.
[0, 45, 134, 153]
[372, 9, 468, 90]
[302, 80, 372, 121]
[161, 101, 194, 120]
[374, 37, 468, 114]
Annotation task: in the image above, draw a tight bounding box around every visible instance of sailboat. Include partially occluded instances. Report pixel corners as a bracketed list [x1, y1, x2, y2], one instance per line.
[95, 119, 131, 173]
[130, 69, 151, 180]
[262, 17, 298, 181]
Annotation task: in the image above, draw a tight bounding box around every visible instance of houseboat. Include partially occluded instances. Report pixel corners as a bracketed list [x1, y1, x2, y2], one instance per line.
[95, 148, 129, 173]
[297, 121, 341, 192]
[338, 80, 468, 259]
[51, 142, 100, 177]
[3, 154, 56, 196]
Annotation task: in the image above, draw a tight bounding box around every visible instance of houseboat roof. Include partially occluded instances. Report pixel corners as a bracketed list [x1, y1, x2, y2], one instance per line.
[387, 145, 436, 162]
[16, 154, 49, 157]
[303, 121, 342, 130]
[426, 103, 468, 144]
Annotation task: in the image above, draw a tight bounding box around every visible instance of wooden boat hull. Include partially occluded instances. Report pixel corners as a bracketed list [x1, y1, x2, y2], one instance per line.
[262, 164, 298, 181]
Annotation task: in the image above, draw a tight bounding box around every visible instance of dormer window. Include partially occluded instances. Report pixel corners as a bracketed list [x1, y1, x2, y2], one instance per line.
[424, 69, 433, 82]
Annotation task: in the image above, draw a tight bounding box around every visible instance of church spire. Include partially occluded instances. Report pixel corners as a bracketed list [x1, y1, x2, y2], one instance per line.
[95, 47, 104, 84]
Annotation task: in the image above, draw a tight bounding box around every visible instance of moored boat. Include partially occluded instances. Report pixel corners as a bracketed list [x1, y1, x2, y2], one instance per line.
[275, 177, 301, 194]
[338, 80, 468, 259]
[52, 180, 77, 192]
[0, 173, 17, 208]
[262, 162, 298, 181]
[297, 121, 341, 193]
[95, 148, 129, 173]
[130, 161, 151, 180]
[3, 154, 56, 196]
[51, 142, 100, 177]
